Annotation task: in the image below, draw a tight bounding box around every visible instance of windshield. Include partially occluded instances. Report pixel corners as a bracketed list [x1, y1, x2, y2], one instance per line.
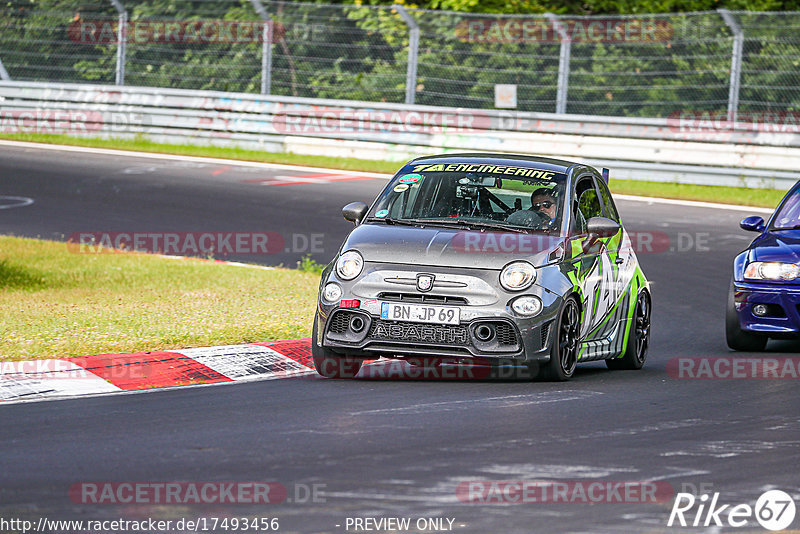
[772, 186, 800, 229]
[367, 162, 567, 233]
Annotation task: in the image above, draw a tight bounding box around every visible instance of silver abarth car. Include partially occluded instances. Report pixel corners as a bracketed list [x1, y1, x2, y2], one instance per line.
[312, 154, 651, 381]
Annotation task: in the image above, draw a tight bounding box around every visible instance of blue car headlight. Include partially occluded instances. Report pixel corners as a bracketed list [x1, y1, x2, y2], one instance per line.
[744, 261, 800, 281]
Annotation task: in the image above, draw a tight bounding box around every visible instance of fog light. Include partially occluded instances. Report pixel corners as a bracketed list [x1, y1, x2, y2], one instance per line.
[350, 315, 366, 333]
[753, 304, 769, 317]
[323, 283, 342, 303]
[474, 324, 495, 342]
[511, 296, 543, 317]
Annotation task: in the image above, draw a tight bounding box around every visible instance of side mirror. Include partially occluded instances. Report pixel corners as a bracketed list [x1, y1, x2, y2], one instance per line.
[586, 216, 621, 238]
[740, 215, 765, 232]
[342, 202, 369, 225]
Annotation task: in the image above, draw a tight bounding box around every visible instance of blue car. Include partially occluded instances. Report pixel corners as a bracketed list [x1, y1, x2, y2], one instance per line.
[727, 182, 800, 351]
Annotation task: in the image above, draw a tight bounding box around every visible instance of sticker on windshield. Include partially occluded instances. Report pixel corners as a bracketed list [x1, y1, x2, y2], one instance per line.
[393, 184, 410, 193]
[412, 163, 559, 180]
[375, 209, 389, 218]
[398, 173, 423, 184]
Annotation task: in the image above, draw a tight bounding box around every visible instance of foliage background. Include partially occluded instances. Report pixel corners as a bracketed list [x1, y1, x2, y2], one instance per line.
[1, 0, 798, 117]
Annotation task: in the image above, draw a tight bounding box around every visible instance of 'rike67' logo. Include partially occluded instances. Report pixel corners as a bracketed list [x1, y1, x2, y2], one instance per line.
[668, 490, 796, 531]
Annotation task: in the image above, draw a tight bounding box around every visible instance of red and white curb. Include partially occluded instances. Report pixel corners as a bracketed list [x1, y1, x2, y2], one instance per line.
[0, 339, 315, 404]
[0, 339, 528, 404]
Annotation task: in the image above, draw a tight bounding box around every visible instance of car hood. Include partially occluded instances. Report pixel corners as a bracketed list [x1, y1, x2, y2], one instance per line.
[341, 223, 562, 270]
[751, 230, 800, 263]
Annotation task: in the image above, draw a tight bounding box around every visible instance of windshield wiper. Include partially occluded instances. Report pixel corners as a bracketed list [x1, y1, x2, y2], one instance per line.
[367, 217, 538, 234]
[364, 217, 421, 227]
[408, 218, 530, 234]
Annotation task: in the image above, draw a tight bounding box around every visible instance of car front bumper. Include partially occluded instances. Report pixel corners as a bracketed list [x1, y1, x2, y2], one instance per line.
[316, 264, 565, 364]
[734, 281, 800, 336]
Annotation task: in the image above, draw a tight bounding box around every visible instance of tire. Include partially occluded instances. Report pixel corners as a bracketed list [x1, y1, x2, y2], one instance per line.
[725, 282, 767, 352]
[540, 296, 580, 381]
[312, 313, 363, 378]
[606, 291, 651, 370]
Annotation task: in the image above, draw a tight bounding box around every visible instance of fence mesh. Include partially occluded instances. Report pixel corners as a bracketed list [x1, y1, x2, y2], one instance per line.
[409, 10, 561, 112]
[566, 12, 734, 116]
[735, 11, 800, 113]
[1, 0, 119, 84]
[0, 1, 798, 119]
[268, 1, 407, 101]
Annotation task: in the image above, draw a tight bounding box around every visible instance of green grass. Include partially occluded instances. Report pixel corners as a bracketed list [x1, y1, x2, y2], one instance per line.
[610, 180, 784, 209]
[0, 236, 319, 361]
[297, 254, 326, 275]
[0, 132, 786, 208]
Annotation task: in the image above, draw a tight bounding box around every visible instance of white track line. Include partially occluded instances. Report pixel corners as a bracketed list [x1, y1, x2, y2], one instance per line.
[615, 194, 774, 214]
[0, 139, 779, 212]
[0, 139, 393, 179]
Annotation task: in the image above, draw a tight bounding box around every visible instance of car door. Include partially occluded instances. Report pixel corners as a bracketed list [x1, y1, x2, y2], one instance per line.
[565, 174, 619, 358]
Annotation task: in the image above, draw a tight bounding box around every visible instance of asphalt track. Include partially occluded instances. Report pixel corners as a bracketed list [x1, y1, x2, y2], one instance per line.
[1, 143, 799, 533]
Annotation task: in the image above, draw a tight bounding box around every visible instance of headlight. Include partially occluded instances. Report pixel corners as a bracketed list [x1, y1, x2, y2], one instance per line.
[336, 250, 363, 280]
[500, 261, 536, 291]
[322, 282, 342, 303]
[511, 296, 543, 317]
[744, 261, 800, 281]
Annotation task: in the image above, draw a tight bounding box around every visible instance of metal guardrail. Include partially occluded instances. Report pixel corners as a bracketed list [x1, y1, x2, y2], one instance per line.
[1, 81, 799, 189]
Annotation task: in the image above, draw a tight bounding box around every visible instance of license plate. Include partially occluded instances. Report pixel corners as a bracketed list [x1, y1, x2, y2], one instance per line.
[380, 302, 460, 325]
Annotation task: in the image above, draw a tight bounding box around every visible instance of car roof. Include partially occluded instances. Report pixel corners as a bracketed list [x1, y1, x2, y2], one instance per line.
[408, 153, 582, 174]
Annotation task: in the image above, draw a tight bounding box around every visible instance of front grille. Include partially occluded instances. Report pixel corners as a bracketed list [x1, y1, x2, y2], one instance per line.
[378, 292, 468, 305]
[328, 311, 352, 334]
[368, 319, 470, 346]
[496, 322, 518, 346]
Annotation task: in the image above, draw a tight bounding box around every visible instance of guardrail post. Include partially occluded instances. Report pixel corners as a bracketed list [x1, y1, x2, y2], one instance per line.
[249, 0, 272, 94]
[546, 13, 571, 115]
[109, 0, 127, 85]
[394, 5, 419, 105]
[0, 57, 10, 81]
[719, 9, 743, 123]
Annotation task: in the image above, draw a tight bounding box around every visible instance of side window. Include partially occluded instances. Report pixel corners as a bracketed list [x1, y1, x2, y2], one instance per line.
[596, 177, 620, 223]
[573, 177, 603, 232]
